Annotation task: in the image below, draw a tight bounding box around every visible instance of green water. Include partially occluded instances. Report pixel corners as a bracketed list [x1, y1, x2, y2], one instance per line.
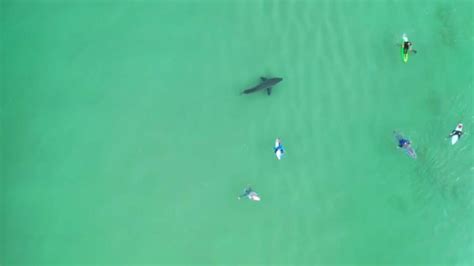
[1, 0, 473, 265]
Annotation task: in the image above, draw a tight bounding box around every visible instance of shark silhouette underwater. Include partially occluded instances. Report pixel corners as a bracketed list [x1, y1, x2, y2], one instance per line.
[241, 77, 283, 96]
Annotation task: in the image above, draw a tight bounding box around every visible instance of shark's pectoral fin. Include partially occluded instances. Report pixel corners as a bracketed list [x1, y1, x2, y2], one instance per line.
[267, 87, 272, 95]
[260, 77, 267, 82]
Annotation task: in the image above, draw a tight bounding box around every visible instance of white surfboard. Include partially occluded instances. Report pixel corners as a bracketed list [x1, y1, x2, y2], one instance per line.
[402, 34, 408, 42]
[250, 194, 261, 201]
[451, 123, 463, 145]
[451, 135, 459, 145]
[275, 149, 283, 160]
[275, 138, 283, 160]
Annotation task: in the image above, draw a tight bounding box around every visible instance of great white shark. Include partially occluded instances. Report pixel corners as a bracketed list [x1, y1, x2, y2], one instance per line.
[241, 77, 283, 95]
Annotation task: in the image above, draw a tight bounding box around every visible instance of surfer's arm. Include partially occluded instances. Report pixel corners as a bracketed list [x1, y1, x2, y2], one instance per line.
[238, 192, 248, 199]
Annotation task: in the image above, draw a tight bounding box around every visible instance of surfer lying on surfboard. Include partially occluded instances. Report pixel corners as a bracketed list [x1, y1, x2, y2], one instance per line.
[238, 186, 260, 201]
[448, 123, 463, 144]
[394, 131, 417, 159]
[274, 138, 285, 160]
[402, 34, 417, 55]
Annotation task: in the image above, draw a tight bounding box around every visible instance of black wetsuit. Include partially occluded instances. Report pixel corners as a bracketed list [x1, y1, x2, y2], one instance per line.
[450, 130, 463, 138]
[403, 42, 411, 54]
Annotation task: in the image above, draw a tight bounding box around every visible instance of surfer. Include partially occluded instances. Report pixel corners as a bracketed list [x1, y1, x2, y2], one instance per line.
[394, 131, 417, 158]
[274, 138, 285, 160]
[402, 34, 417, 55]
[397, 135, 411, 148]
[449, 123, 463, 139]
[238, 186, 260, 201]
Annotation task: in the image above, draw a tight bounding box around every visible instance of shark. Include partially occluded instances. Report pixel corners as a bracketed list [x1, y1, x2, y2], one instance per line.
[241, 77, 283, 95]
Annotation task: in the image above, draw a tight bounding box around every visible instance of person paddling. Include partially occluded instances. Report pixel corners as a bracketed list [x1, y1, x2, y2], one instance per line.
[394, 131, 417, 159]
[403, 34, 417, 55]
[238, 186, 261, 201]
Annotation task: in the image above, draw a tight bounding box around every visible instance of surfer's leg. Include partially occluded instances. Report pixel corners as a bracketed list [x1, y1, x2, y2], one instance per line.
[238, 188, 251, 199]
[394, 132, 402, 140]
[238, 192, 249, 199]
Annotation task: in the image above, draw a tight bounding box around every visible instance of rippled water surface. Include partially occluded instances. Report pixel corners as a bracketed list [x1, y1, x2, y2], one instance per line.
[2, 0, 473, 264]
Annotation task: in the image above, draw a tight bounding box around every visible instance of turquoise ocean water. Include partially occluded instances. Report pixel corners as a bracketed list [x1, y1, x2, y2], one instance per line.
[1, 0, 473, 265]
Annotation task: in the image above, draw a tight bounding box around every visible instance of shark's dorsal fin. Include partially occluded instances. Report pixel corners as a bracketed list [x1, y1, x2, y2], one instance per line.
[260, 77, 267, 82]
[267, 87, 272, 95]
